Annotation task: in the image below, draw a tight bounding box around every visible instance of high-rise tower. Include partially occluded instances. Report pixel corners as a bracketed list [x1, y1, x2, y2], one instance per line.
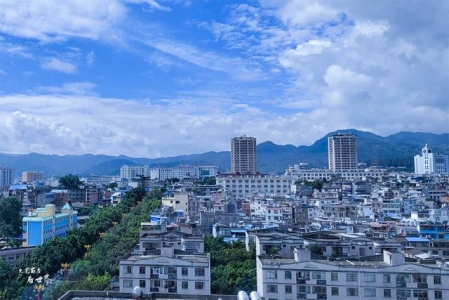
[231, 135, 257, 174]
[328, 133, 358, 171]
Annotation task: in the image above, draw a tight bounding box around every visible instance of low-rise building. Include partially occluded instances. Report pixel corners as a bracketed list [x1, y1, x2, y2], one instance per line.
[22, 203, 77, 246]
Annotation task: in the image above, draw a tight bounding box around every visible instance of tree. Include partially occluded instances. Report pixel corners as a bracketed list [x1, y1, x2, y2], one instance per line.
[0, 196, 22, 239]
[58, 174, 83, 190]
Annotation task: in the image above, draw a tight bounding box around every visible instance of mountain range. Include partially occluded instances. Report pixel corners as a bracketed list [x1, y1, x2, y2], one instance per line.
[1, 129, 448, 179]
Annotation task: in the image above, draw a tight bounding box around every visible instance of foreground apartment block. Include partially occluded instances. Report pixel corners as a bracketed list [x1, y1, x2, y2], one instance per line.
[119, 221, 211, 296]
[257, 248, 449, 300]
[120, 253, 211, 295]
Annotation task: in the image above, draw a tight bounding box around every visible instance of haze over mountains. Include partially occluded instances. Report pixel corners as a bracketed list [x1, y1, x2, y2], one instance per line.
[1, 130, 448, 179]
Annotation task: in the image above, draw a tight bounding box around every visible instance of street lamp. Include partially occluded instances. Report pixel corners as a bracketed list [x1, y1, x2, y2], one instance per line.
[61, 263, 70, 281]
[34, 284, 44, 300]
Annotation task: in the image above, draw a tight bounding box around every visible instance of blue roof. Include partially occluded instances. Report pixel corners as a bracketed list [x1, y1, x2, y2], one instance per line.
[406, 237, 429, 242]
[9, 184, 27, 190]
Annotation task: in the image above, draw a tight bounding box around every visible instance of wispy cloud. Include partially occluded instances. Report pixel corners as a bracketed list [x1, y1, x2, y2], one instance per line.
[37, 82, 97, 95]
[125, 0, 171, 12]
[41, 58, 77, 74]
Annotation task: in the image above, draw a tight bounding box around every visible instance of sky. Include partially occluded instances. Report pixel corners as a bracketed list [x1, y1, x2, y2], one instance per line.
[0, 0, 448, 158]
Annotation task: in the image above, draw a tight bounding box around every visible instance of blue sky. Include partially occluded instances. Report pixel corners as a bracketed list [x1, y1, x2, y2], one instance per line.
[0, 0, 448, 157]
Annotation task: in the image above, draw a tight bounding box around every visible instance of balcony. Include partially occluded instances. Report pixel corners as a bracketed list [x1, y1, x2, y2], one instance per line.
[316, 279, 326, 285]
[317, 294, 327, 300]
[150, 274, 159, 279]
[168, 274, 177, 279]
[417, 283, 428, 289]
[297, 278, 306, 284]
[297, 292, 307, 299]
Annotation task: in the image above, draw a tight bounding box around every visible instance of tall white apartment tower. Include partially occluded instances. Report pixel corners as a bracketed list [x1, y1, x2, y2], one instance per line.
[414, 144, 449, 174]
[0, 168, 13, 189]
[231, 135, 257, 174]
[328, 133, 358, 171]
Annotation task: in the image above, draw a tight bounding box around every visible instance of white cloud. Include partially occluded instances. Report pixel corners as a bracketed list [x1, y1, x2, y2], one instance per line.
[41, 58, 77, 74]
[0, 0, 126, 41]
[125, 0, 171, 12]
[86, 51, 95, 66]
[37, 82, 97, 95]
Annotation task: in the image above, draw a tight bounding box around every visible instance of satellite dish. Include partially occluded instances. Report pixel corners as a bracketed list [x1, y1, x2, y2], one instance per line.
[132, 286, 143, 298]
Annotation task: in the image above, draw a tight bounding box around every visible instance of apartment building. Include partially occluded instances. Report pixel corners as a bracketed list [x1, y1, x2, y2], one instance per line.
[257, 248, 449, 300]
[216, 174, 293, 198]
[414, 144, 449, 174]
[328, 133, 358, 171]
[231, 135, 257, 174]
[119, 222, 210, 296]
[22, 203, 78, 246]
[0, 167, 12, 189]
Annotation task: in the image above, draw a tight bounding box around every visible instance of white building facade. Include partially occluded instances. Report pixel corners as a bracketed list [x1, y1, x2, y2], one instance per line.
[328, 133, 358, 171]
[414, 144, 449, 174]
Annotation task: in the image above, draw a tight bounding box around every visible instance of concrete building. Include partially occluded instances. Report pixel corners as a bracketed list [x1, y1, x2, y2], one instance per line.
[22, 171, 44, 183]
[120, 165, 151, 180]
[328, 133, 358, 171]
[0, 167, 13, 189]
[257, 248, 449, 300]
[216, 174, 293, 198]
[231, 135, 257, 174]
[119, 222, 210, 296]
[22, 203, 78, 246]
[414, 144, 449, 174]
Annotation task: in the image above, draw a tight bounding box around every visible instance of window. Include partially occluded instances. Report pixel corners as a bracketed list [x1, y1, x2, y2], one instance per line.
[267, 270, 277, 279]
[331, 272, 338, 281]
[364, 288, 376, 297]
[182, 267, 188, 276]
[285, 271, 292, 279]
[123, 280, 133, 288]
[311, 271, 325, 280]
[435, 291, 443, 299]
[364, 273, 375, 282]
[347, 288, 358, 296]
[384, 289, 391, 298]
[182, 281, 188, 289]
[195, 268, 205, 276]
[383, 274, 390, 283]
[195, 282, 204, 290]
[139, 280, 146, 288]
[285, 285, 292, 294]
[139, 266, 145, 274]
[267, 285, 278, 293]
[434, 275, 442, 284]
[331, 287, 339, 296]
[346, 272, 358, 282]
[125, 266, 132, 274]
[397, 289, 411, 298]
[413, 290, 428, 298]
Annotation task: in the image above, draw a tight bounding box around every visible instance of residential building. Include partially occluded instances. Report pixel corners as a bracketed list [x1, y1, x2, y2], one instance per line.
[22, 203, 78, 246]
[21, 171, 44, 183]
[119, 222, 210, 296]
[120, 165, 151, 180]
[414, 144, 449, 174]
[328, 133, 358, 171]
[0, 167, 12, 189]
[119, 254, 211, 295]
[231, 135, 257, 174]
[216, 174, 293, 198]
[0, 246, 35, 268]
[257, 248, 449, 300]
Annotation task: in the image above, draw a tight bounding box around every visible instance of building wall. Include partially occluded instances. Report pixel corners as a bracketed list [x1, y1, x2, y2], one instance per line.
[231, 135, 257, 174]
[216, 175, 293, 198]
[0, 168, 13, 189]
[328, 134, 358, 171]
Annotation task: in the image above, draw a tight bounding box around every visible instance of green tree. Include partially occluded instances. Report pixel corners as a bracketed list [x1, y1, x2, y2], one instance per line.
[58, 174, 83, 190]
[0, 196, 22, 239]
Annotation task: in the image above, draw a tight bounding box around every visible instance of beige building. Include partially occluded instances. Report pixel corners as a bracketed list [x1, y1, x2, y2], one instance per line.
[231, 135, 257, 174]
[328, 133, 358, 171]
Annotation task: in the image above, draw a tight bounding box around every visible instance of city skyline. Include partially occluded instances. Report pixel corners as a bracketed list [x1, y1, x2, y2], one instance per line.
[0, 0, 448, 158]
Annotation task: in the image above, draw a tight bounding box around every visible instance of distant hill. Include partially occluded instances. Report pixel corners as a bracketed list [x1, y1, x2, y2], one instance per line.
[1, 130, 447, 179]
